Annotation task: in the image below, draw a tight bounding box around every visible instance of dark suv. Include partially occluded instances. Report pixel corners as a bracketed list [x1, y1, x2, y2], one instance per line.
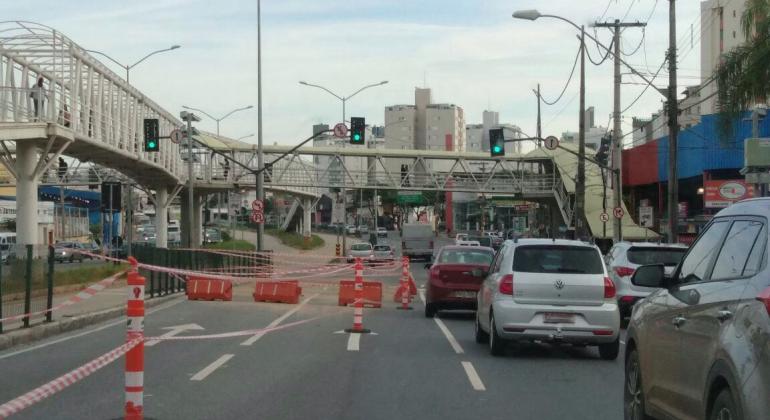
[624, 198, 770, 420]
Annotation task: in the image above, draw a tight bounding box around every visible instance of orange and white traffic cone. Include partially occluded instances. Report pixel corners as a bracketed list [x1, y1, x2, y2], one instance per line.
[346, 258, 370, 333]
[397, 256, 412, 310]
[125, 257, 145, 420]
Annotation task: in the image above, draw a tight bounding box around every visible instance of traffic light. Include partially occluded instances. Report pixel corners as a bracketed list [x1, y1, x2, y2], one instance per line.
[143, 118, 159, 152]
[596, 134, 611, 166]
[489, 128, 505, 157]
[350, 117, 365, 145]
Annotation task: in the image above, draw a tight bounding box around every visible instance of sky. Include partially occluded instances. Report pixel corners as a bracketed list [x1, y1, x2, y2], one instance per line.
[7, 0, 706, 152]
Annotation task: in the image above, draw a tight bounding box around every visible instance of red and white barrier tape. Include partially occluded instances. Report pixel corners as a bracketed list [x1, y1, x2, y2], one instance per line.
[0, 271, 126, 324]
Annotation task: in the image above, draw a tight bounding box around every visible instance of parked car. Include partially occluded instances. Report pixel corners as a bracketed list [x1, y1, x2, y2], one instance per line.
[347, 242, 373, 263]
[204, 227, 222, 244]
[346, 225, 357, 235]
[167, 221, 181, 245]
[455, 240, 481, 247]
[425, 245, 495, 317]
[401, 223, 433, 260]
[454, 233, 469, 244]
[476, 238, 620, 359]
[0, 232, 16, 264]
[605, 241, 688, 318]
[54, 242, 86, 263]
[140, 226, 157, 244]
[372, 244, 395, 262]
[484, 231, 504, 249]
[624, 198, 770, 420]
[359, 225, 369, 235]
[376, 227, 388, 238]
[468, 236, 493, 248]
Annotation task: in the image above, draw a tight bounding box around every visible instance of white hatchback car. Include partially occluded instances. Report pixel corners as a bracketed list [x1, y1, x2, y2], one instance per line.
[475, 239, 621, 359]
[605, 242, 688, 318]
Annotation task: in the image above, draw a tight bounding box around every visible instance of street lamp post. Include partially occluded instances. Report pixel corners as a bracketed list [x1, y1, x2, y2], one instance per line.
[181, 105, 253, 137]
[84, 45, 181, 84]
[180, 111, 201, 248]
[299, 79, 389, 253]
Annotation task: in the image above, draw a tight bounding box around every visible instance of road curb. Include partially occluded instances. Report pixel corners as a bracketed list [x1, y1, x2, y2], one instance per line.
[0, 294, 183, 351]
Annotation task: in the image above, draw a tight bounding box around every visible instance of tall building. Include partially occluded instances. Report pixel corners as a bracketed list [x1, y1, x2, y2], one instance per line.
[700, 0, 748, 115]
[384, 88, 465, 153]
[384, 105, 416, 151]
[426, 103, 465, 151]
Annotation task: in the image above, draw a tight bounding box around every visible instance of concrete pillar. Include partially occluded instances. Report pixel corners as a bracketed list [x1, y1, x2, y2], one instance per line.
[16, 143, 39, 251]
[193, 194, 204, 246]
[155, 187, 169, 248]
[180, 192, 191, 247]
[303, 198, 312, 239]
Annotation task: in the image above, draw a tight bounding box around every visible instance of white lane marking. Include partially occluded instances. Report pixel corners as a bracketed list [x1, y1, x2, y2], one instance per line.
[240, 294, 318, 346]
[620, 340, 626, 345]
[190, 354, 234, 381]
[418, 289, 426, 305]
[346, 333, 361, 351]
[461, 361, 486, 391]
[433, 317, 464, 354]
[0, 297, 184, 361]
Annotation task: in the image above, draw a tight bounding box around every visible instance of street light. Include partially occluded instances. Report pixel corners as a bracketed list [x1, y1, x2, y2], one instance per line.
[299, 80, 389, 123]
[181, 105, 254, 137]
[84, 45, 181, 84]
[513, 10, 589, 240]
[180, 110, 201, 248]
[238, 134, 255, 141]
[299, 79, 388, 254]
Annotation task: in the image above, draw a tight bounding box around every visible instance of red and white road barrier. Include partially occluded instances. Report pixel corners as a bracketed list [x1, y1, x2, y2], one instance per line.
[398, 257, 413, 310]
[0, 270, 126, 324]
[125, 257, 145, 420]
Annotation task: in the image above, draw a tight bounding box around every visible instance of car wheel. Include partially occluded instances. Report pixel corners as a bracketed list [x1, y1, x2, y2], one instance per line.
[599, 337, 620, 360]
[489, 313, 506, 356]
[624, 348, 652, 420]
[475, 311, 489, 344]
[709, 388, 742, 420]
[424, 302, 437, 318]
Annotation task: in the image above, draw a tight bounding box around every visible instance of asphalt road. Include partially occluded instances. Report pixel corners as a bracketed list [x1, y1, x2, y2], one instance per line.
[0, 232, 625, 420]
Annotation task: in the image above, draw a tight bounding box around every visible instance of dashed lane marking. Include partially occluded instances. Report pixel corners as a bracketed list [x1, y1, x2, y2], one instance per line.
[461, 361, 486, 391]
[190, 354, 234, 381]
[346, 333, 361, 351]
[433, 317, 464, 354]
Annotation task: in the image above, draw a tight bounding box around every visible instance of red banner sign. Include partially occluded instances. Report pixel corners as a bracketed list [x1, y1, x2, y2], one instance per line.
[704, 180, 754, 208]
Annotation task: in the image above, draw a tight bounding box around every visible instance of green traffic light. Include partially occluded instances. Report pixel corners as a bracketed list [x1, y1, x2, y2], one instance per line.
[493, 146, 502, 152]
[149, 141, 157, 148]
[353, 133, 361, 142]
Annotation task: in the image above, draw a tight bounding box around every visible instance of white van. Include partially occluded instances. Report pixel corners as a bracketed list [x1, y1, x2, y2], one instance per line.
[168, 221, 181, 244]
[0, 232, 16, 263]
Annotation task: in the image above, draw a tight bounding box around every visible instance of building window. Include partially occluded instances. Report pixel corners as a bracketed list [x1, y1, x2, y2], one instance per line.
[733, 30, 736, 39]
[733, 9, 736, 17]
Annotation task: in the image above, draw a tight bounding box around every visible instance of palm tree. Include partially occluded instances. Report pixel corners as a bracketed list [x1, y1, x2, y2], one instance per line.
[716, 0, 770, 133]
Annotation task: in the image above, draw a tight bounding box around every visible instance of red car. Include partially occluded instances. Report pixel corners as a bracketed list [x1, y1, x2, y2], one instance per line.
[425, 245, 496, 317]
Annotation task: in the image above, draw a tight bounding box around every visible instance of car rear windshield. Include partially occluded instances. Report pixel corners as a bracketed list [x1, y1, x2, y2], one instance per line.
[627, 247, 686, 266]
[513, 245, 604, 274]
[439, 249, 494, 265]
[373, 245, 390, 251]
[351, 244, 372, 251]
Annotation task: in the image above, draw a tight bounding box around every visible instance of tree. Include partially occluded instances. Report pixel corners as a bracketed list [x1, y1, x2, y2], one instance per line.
[716, 0, 770, 134]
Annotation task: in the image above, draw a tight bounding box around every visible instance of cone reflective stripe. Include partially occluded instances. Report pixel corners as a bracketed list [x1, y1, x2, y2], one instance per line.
[125, 257, 144, 420]
[401, 257, 410, 309]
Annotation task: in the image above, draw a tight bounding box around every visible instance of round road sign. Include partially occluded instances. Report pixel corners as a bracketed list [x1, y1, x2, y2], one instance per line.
[544, 135, 559, 151]
[333, 123, 348, 139]
[250, 211, 264, 224]
[170, 129, 183, 144]
[613, 207, 624, 219]
[251, 199, 264, 212]
[599, 212, 609, 223]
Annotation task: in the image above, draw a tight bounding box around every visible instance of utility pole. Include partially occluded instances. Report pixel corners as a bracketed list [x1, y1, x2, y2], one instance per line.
[256, 0, 265, 251]
[666, 0, 679, 243]
[594, 18, 646, 243]
[536, 84, 542, 147]
[575, 26, 587, 240]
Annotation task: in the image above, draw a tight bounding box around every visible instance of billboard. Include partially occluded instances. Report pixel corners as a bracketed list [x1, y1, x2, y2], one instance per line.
[704, 180, 754, 208]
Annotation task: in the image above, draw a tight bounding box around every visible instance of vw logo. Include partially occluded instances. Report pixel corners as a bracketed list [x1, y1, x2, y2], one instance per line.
[554, 280, 565, 290]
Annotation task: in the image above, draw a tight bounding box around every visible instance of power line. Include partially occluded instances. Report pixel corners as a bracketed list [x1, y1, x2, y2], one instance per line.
[539, 45, 581, 106]
[621, 28, 645, 56]
[621, 57, 667, 114]
[587, 38, 615, 65]
[543, 92, 578, 129]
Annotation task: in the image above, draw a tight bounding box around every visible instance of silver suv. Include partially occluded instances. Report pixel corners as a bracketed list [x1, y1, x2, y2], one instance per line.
[605, 242, 688, 318]
[475, 239, 621, 359]
[625, 198, 770, 420]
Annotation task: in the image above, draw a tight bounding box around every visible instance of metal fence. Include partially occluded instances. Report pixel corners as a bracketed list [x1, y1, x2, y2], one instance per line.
[0, 245, 55, 333]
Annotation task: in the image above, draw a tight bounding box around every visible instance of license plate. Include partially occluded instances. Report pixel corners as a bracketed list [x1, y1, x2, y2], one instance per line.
[544, 312, 575, 324]
[453, 291, 476, 299]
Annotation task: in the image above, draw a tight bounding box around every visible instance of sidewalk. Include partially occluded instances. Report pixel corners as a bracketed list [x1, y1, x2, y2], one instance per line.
[234, 229, 341, 270]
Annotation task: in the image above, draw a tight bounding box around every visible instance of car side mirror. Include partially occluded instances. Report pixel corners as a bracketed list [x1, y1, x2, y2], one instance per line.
[471, 268, 487, 278]
[424, 263, 432, 269]
[631, 264, 666, 288]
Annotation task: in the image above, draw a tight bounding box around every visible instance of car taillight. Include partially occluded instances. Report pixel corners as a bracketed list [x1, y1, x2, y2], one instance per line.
[757, 286, 770, 316]
[430, 267, 440, 282]
[613, 266, 635, 277]
[604, 277, 616, 299]
[499, 274, 514, 295]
